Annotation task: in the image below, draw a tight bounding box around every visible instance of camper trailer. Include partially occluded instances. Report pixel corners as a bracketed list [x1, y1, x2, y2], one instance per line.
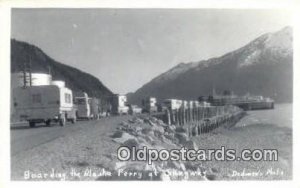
[90, 97, 101, 119]
[111, 94, 129, 115]
[74, 92, 93, 119]
[128, 104, 142, 115]
[13, 83, 77, 127]
[142, 97, 158, 113]
[163, 99, 183, 110]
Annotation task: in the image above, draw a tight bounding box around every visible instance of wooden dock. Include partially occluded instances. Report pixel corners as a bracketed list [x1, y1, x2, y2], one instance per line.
[155, 105, 246, 137]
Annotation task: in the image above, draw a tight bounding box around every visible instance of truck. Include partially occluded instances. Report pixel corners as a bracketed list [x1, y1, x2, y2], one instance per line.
[111, 94, 129, 115]
[90, 97, 101, 119]
[142, 97, 158, 113]
[127, 104, 142, 115]
[74, 92, 93, 120]
[13, 84, 77, 127]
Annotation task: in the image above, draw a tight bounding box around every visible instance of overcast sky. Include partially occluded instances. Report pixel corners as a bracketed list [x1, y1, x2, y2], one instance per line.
[11, 9, 292, 94]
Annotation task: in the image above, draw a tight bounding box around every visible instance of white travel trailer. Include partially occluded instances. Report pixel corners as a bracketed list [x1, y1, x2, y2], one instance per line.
[142, 97, 158, 113]
[74, 92, 92, 119]
[128, 105, 142, 115]
[90, 97, 102, 119]
[13, 84, 76, 127]
[111, 94, 129, 115]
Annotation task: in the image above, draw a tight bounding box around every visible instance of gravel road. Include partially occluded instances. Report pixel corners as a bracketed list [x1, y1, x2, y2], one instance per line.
[11, 120, 96, 156]
[11, 115, 133, 180]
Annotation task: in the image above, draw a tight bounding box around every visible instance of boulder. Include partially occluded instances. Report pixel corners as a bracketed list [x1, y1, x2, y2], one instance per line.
[211, 167, 218, 173]
[205, 174, 217, 181]
[156, 119, 165, 126]
[166, 160, 181, 170]
[152, 125, 165, 134]
[183, 140, 198, 150]
[164, 134, 178, 143]
[120, 121, 129, 127]
[175, 127, 187, 133]
[149, 117, 158, 122]
[184, 162, 198, 171]
[122, 138, 139, 148]
[113, 132, 137, 144]
[111, 130, 123, 138]
[144, 118, 156, 126]
[175, 133, 189, 144]
[143, 135, 154, 143]
[141, 127, 154, 136]
[129, 117, 144, 124]
[165, 126, 176, 134]
[170, 125, 176, 130]
[153, 130, 163, 138]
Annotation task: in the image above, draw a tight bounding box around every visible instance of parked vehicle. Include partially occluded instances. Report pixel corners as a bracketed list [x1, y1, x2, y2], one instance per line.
[90, 97, 101, 119]
[74, 92, 93, 119]
[13, 84, 76, 127]
[128, 104, 142, 115]
[111, 94, 129, 115]
[142, 97, 158, 113]
[163, 99, 183, 110]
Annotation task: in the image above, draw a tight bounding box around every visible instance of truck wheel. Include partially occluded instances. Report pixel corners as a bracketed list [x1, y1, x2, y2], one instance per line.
[29, 121, 35, 128]
[59, 116, 66, 126]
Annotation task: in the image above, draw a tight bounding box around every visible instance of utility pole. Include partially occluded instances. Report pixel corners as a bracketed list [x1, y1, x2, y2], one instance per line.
[23, 53, 32, 88]
[28, 55, 32, 86]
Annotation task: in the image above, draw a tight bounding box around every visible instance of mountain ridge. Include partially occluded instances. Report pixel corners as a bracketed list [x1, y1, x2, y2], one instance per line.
[128, 26, 293, 104]
[11, 39, 113, 98]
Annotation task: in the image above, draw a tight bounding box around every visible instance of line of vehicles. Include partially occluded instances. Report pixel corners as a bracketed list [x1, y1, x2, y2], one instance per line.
[12, 72, 212, 128]
[12, 73, 167, 127]
[11, 71, 275, 128]
[11, 72, 112, 127]
[14, 72, 272, 128]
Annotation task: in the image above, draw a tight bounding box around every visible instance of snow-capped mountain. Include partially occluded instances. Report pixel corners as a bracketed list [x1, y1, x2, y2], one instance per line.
[128, 26, 293, 104]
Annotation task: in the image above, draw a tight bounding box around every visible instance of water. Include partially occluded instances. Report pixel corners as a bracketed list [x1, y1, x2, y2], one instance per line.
[235, 103, 293, 128]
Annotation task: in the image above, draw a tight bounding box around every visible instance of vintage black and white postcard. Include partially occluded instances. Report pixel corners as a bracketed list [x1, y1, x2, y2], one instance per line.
[0, 0, 299, 188]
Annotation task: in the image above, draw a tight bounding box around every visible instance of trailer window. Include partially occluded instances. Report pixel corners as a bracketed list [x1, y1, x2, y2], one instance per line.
[65, 93, 72, 103]
[32, 94, 41, 103]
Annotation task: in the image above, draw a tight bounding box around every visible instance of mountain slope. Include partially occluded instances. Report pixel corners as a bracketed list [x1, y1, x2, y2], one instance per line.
[128, 26, 293, 104]
[11, 39, 113, 98]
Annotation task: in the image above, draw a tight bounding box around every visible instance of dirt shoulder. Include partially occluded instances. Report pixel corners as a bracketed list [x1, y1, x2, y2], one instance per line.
[11, 113, 291, 181]
[192, 123, 292, 180]
[11, 116, 133, 180]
